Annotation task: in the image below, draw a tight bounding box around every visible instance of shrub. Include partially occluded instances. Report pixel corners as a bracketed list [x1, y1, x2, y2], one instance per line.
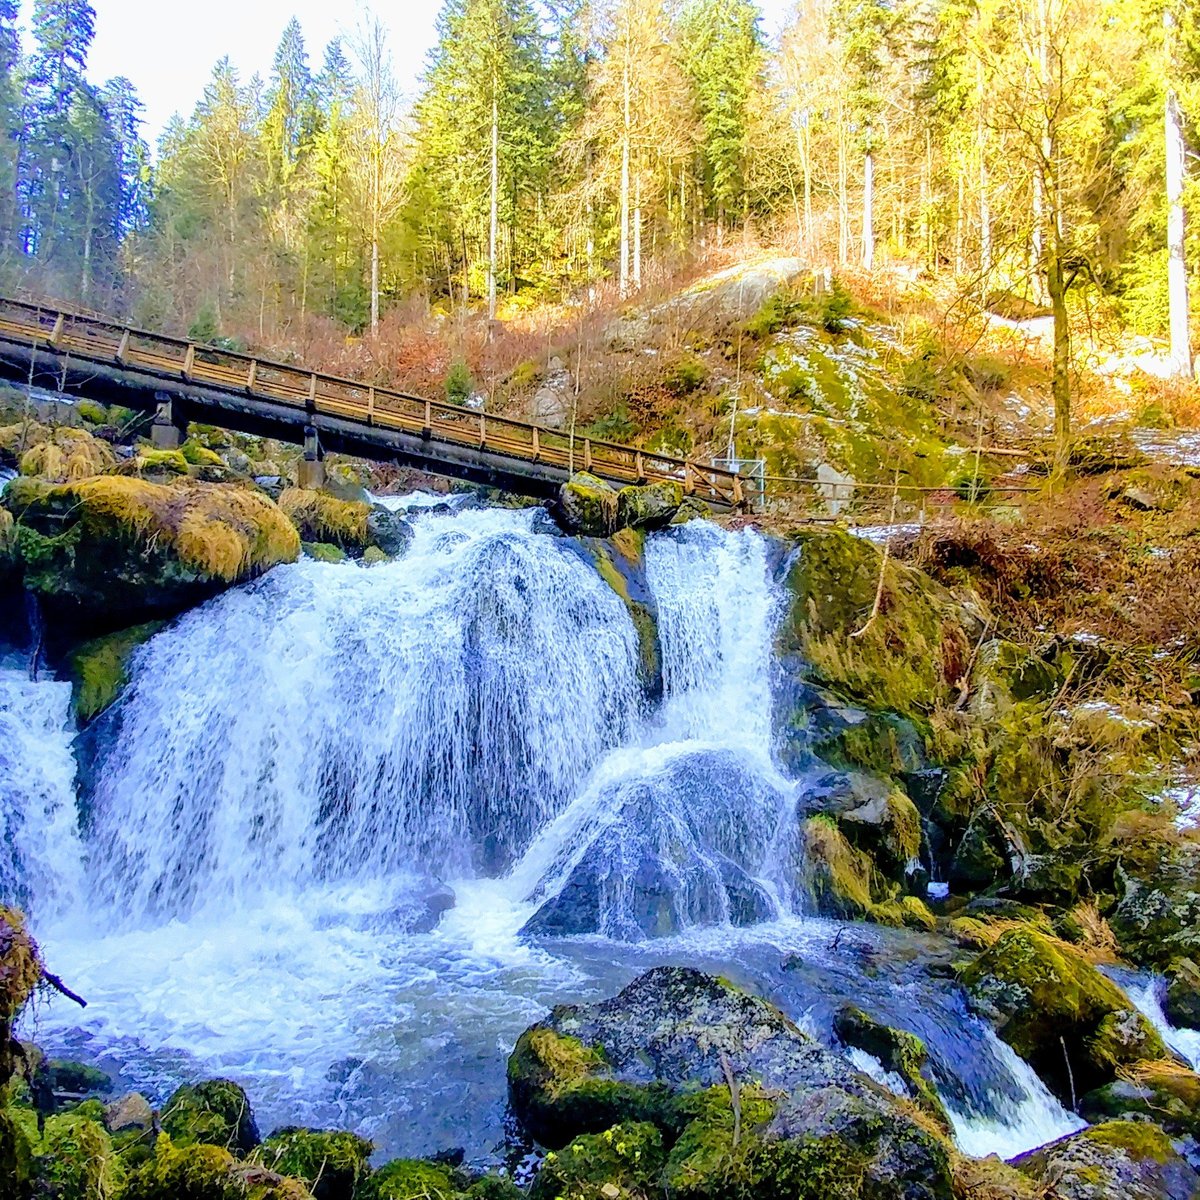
[445, 359, 473, 406]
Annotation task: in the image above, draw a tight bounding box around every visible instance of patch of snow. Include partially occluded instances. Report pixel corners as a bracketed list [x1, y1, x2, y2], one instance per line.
[927, 882, 950, 900]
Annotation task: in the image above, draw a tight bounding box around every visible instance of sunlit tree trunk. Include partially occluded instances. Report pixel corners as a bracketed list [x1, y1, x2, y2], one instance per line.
[1166, 88, 1192, 378]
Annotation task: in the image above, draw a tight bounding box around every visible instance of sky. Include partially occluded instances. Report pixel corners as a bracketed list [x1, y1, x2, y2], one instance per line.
[20, 0, 797, 148]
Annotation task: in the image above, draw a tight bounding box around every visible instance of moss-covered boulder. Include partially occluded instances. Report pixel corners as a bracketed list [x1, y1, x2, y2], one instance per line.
[1081, 1059, 1200, 1147]
[1012, 1120, 1199, 1200]
[508, 968, 954, 1199]
[4, 476, 299, 628]
[253, 1128, 373, 1200]
[17, 426, 116, 482]
[615, 481, 683, 532]
[160, 1079, 260, 1154]
[124, 1135, 312, 1200]
[0, 907, 42, 1091]
[779, 528, 980, 718]
[960, 927, 1166, 1101]
[363, 1158, 459, 1200]
[832, 1005, 951, 1131]
[555, 473, 619, 537]
[35, 1110, 127, 1200]
[279, 488, 372, 550]
[0, 1105, 34, 1200]
[531, 1121, 664, 1200]
[1110, 849, 1200, 969]
[799, 816, 933, 929]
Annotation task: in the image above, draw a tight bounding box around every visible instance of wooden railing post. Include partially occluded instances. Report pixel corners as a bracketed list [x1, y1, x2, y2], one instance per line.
[49, 312, 64, 346]
[367, 386, 376, 424]
[246, 360, 258, 393]
[307, 373, 318, 412]
[684, 463, 694, 496]
[733, 474, 744, 509]
[635, 450, 645, 482]
[583, 439, 592, 472]
[115, 328, 130, 364]
[182, 343, 195, 380]
[479, 413, 487, 447]
[532, 427, 540, 460]
[422, 398, 432, 438]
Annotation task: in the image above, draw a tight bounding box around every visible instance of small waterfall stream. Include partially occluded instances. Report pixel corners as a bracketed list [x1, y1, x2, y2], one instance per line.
[1, 502, 1110, 1162]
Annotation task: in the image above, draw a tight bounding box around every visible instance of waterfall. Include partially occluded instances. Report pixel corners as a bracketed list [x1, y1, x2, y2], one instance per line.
[84, 507, 642, 921]
[1127, 975, 1200, 1070]
[0, 665, 83, 917]
[514, 522, 801, 939]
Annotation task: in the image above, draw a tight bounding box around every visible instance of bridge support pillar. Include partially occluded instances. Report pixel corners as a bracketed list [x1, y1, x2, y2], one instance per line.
[150, 393, 185, 450]
[297, 424, 325, 489]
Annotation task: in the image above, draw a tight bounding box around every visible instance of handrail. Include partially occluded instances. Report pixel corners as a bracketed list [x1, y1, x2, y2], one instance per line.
[0, 296, 748, 505]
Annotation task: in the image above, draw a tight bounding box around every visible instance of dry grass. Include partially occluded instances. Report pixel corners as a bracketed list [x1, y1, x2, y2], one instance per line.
[278, 488, 370, 548]
[1064, 901, 1122, 965]
[20, 431, 117, 482]
[67, 477, 300, 580]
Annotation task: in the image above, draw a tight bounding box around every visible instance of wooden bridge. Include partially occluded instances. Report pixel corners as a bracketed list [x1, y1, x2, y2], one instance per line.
[0, 296, 748, 507]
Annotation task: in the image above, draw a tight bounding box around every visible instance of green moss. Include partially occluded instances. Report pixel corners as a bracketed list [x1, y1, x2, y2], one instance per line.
[302, 542, 347, 564]
[781, 529, 973, 718]
[1081, 1119, 1175, 1165]
[558, 473, 619, 537]
[181, 439, 225, 468]
[365, 1159, 459, 1200]
[280, 490, 370, 550]
[531, 1121, 664, 1200]
[801, 817, 875, 920]
[37, 1111, 127, 1200]
[0, 1106, 35, 1200]
[507, 1027, 674, 1149]
[254, 1128, 372, 1200]
[361, 546, 389, 566]
[137, 448, 193, 476]
[960, 927, 1166, 1098]
[160, 1079, 259, 1154]
[74, 401, 109, 425]
[68, 622, 165, 721]
[584, 534, 661, 694]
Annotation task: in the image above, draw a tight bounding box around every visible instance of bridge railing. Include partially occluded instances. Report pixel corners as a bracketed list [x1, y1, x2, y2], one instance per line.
[0, 297, 746, 507]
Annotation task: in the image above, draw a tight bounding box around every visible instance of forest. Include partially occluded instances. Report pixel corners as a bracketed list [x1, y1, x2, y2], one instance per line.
[0, 0, 1196, 364]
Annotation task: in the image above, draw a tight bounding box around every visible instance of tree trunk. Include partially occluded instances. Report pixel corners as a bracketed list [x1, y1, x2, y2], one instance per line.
[487, 75, 499, 324]
[1166, 88, 1193, 379]
[619, 44, 631, 298]
[1046, 226, 1071, 475]
[633, 174, 642, 291]
[862, 151, 875, 270]
[370, 231, 380, 330]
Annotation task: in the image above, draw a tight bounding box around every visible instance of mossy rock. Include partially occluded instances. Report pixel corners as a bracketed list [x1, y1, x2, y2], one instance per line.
[833, 778, 923, 881]
[1110, 851, 1200, 968]
[1012, 1120, 1199, 1200]
[160, 1079, 260, 1154]
[555, 473, 619, 537]
[74, 401, 109, 426]
[279, 489, 371, 550]
[0, 1105, 34, 1200]
[301, 542, 347, 564]
[832, 1005, 951, 1131]
[35, 1111, 127, 1200]
[1166, 957, 1200, 1029]
[68, 622, 165, 722]
[0, 906, 42, 1039]
[4, 476, 299, 629]
[16, 427, 116, 482]
[779, 529, 978, 719]
[1081, 1059, 1200, 1143]
[125, 1135, 312, 1200]
[615, 481, 683, 532]
[959, 927, 1166, 1101]
[363, 1158, 460, 1200]
[531, 1120, 664, 1200]
[578, 529, 662, 696]
[253, 1127, 373, 1200]
[507, 1027, 671, 1150]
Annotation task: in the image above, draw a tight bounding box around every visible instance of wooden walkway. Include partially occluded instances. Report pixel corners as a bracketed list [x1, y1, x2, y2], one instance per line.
[0, 297, 746, 508]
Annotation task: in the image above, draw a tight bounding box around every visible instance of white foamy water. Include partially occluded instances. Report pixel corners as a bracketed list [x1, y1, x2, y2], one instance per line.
[946, 1032, 1086, 1159]
[0, 666, 83, 917]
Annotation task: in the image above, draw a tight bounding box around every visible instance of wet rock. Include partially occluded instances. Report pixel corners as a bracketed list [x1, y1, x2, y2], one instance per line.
[531, 1121, 663, 1200]
[823, 775, 923, 881]
[68, 621, 166, 722]
[160, 1078, 261, 1154]
[364, 1157, 460, 1200]
[520, 750, 788, 940]
[554, 473, 619, 537]
[280, 488, 372, 550]
[1167, 958, 1200, 1029]
[1121, 485, 1160, 512]
[832, 1004, 951, 1131]
[1111, 850, 1200, 968]
[105, 1092, 155, 1134]
[960, 926, 1166, 1102]
[508, 967, 954, 1199]
[367, 506, 414, 557]
[254, 1127, 373, 1200]
[1012, 1120, 1200, 1200]
[615, 482, 683, 532]
[44, 1059, 113, 1096]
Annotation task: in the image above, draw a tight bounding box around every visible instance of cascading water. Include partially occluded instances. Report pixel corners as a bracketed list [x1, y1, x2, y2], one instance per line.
[6, 502, 1098, 1162]
[0, 661, 83, 917]
[84, 506, 641, 919]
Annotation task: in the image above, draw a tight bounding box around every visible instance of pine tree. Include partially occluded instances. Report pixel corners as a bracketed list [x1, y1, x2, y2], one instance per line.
[678, 0, 763, 236]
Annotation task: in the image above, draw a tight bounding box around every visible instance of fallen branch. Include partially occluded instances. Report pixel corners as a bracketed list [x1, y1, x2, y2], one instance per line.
[42, 970, 87, 1009]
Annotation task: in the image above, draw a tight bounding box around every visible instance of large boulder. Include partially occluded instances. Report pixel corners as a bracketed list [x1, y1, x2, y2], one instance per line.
[508, 967, 954, 1199]
[279, 488, 372, 550]
[960, 926, 1166, 1102]
[1167, 958, 1200, 1029]
[555, 473, 620, 537]
[124, 1135, 311, 1200]
[160, 1079, 261, 1154]
[1110, 849, 1200, 968]
[1012, 1121, 1200, 1200]
[615, 481, 683, 532]
[366, 505, 413, 557]
[253, 1128, 374, 1200]
[4, 476, 299, 629]
[1081, 1060, 1200, 1155]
